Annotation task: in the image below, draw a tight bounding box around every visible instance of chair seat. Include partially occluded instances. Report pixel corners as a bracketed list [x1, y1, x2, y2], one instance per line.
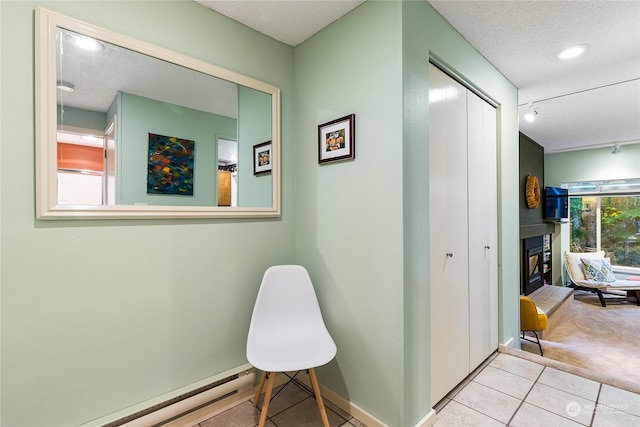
[247, 329, 336, 372]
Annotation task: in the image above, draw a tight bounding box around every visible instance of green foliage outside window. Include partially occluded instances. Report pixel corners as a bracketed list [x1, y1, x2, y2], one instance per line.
[601, 196, 640, 267]
[569, 195, 640, 267]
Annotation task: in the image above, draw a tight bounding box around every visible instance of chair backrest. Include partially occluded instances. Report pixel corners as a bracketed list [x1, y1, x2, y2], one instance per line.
[247, 265, 336, 370]
[564, 250, 606, 283]
[249, 265, 326, 331]
[520, 296, 547, 331]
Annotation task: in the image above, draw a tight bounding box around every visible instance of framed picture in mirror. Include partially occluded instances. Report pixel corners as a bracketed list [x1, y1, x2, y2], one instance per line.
[253, 141, 272, 175]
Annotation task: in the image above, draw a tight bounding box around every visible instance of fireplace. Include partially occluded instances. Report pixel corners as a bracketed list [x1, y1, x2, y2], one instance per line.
[522, 235, 544, 295]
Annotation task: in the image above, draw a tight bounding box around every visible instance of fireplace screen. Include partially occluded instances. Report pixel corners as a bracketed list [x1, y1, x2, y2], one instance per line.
[528, 250, 542, 283]
[522, 234, 545, 295]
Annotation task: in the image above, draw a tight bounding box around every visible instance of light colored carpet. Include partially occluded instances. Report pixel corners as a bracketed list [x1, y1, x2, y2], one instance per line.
[517, 291, 640, 394]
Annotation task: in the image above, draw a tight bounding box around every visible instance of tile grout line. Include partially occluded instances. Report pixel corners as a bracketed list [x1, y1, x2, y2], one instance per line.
[449, 359, 525, 426]
[588, 383, 602, 427]
[505, 363, 547, 426]
[536, 366, 602, 403]
[524, 366, 604, 426]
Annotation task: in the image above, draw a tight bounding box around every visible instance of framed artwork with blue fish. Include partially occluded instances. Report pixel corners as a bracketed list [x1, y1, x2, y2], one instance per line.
[147, 133, 195, 196]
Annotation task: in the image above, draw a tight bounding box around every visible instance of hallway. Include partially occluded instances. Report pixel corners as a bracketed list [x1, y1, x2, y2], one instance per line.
[193, 352, 640, 426]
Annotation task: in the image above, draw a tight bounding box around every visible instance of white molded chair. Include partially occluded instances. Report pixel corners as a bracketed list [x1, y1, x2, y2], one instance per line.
[247, 265, 337, 427]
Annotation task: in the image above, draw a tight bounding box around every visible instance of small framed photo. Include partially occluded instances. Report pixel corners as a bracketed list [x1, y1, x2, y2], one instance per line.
[318, 114, 355, 164]
[253, 141, 272, 175]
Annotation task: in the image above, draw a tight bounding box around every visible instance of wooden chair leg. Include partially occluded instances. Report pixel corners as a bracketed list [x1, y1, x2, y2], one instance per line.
[254, 371, 268, 407]
[258, 372, 276, 427]
[308, 368, 330, 427]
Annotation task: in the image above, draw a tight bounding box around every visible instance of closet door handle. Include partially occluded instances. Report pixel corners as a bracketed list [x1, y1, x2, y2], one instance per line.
[446, 252, 454, 258]
[485, 246, 491, 249]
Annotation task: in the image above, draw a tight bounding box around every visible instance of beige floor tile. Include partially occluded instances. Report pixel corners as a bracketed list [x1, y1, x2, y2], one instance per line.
[510, 402, 584, 427]
[321, 394, 351, 420]
[592, 406, 640, 427]
[599, 384, 640, 417]
[489, 353, 544, 381]
[453, 381, 520, 424]
[473, 365, 535, 400]
[537, 367, 600, 401]
[197, 354, 640, 427]
[346, 416, 368, 427]
[433, 400, 504, 426]
[525, 383, 594, 425]
[467, 352, 498, 379]
[258, 381, 312, 417]
[445, 378, 471, 399]
[269, 397, 348, 427]
[198, 401, 262, 427]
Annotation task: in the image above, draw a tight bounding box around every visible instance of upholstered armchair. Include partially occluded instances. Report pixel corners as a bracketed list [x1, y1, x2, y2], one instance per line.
[520, 295, 548, 356]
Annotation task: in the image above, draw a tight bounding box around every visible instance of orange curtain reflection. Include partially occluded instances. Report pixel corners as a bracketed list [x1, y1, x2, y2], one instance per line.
[57, 142, 103, 171]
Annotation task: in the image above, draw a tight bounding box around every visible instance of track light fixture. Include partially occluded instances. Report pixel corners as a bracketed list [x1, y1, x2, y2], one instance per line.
[524, 104, 538, 122]
[612, 144, 621, 154]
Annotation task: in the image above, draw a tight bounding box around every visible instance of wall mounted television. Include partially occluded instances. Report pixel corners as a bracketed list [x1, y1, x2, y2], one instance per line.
[544, 186, 569, 221]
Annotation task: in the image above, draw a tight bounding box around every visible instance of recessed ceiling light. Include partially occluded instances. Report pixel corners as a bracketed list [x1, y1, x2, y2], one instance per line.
[68, 33, 105, 53]
[56, 81, 75, 92]
[554, 44, 590, 60]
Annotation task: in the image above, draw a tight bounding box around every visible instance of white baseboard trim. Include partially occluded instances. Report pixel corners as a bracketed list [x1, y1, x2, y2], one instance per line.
[170, 370, 437, 427]
[79, 364, 254, 427]
[415, 409, 437, 427]
[498, 337, 514, 352]
[294, 373, 389, 427]
[162, 387, 254, 427]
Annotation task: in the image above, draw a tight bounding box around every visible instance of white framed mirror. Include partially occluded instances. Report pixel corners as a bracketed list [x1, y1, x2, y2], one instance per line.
[35, 7, 280, 219]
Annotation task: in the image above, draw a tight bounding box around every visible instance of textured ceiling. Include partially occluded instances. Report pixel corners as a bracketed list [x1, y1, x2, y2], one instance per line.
[58, 1, 640, 154]
[428, 0, 640, 153]
[194, 0, 366, 46]
[429, 1, 639, 89]
[197, 0, 640, 153]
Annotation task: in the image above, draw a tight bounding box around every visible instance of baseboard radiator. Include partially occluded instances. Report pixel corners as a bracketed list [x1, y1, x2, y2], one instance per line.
[103, 368, 255, 427]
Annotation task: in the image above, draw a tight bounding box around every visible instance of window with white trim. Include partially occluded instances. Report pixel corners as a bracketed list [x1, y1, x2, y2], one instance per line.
[566, 179, 640, 268]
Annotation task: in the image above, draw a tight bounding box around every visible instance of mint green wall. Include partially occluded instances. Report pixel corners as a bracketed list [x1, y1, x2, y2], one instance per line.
[294, 1, 520, 425]
[116, 92, 236, 206]
[57, 105, 108, 131]
[237, 85, 273, 207]
[402, 2, 520, 423]
[0, 1, 294, 426]
[2, 0, 522, 426]
[294, 1, 405, 424]
[545, 143, 640, 287]
[545, 143, 640, 186]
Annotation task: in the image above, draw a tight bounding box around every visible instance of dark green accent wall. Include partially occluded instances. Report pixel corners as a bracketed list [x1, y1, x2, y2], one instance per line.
[519, 132, 554, 238]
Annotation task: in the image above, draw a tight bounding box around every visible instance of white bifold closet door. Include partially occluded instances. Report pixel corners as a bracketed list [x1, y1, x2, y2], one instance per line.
[467, 89, 498, 369]
[428, 63, 498, 406]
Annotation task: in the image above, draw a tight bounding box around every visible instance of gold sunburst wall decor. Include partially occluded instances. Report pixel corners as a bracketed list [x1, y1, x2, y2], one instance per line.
[525, 175, 541, 209]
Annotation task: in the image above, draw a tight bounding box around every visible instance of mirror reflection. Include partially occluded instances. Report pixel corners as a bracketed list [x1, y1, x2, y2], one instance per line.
[36, 7, 280, 219]
[57, 27, 271, 208]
